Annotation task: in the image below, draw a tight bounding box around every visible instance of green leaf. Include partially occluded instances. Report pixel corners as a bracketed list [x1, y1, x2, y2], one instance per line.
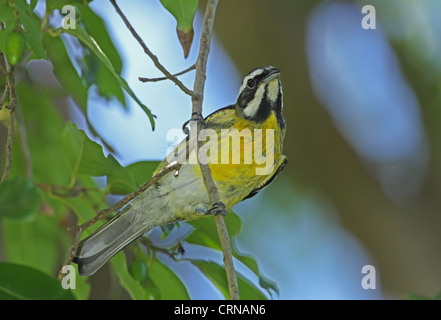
[59, 122, 160, 194]
[63, 26, 156, 130]
[236, 272, 268, 300]
[62, 192, 102, 228]
[1, 215, 68, 275]
[127, 160, 161, 186]
[67, 264, 91, 300]
[129, 259, 149, 283]
[59, 122, 161, 195]
[76, 4, 122, 73]
[45, 0, 85, 11]
[43, 33, 88, 111]
[186, 211, 278, 296]
[60, 122, 113, 179]
[186, 210, 241, 251]
[189, 259, 267, 300]
[105, 155, 138, 195]
[15, 0, 46, 60]
[6, 31, 25, 65]
[107, 159, 160, 195]
[191, 259, 228, 298]
[77, 4, 125, 105]
[14, 84, 72, 185]
[149, 257, 189, 299]
[160, 0, 198, 57]
[95, 61, 126, 104]
[0, 1, 17, 53]
[160, 0, 198, 33]
[231, 244, 279, 297]
[111, 251, 145, 300]
[0, 262, 76, 300]
[0, 176, 41, 220]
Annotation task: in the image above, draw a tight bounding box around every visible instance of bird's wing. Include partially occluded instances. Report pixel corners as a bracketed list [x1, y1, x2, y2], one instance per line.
[153, 106, 237, 174]
[242, 155, 287, 201]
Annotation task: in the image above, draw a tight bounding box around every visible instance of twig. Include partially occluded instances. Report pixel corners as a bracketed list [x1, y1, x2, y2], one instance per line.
[0, 85, 9, 109]
[138, 236, 184, 261]
[37, 183, 101, 197]
[190, 0, 239, 300]
[109, 0, 197, 98]
[139, 64, 196, 83]
[0, 65, 13, 89]
[58, 160, 181, 279]
[2, 107, 15, 182]
[1, 53, 17, 182]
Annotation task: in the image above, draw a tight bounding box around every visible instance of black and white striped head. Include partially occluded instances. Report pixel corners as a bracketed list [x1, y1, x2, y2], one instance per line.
[236, 66, 283, 123]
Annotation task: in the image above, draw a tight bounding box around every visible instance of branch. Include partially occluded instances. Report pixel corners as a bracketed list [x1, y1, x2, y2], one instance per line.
[191, 0, 239, 300]
[1, 52, 17, 182]
[57, 160, 181, 279]
[0, 84, 9, 109]
[139, 64, 196, 83]
[109, 0, 197, 97]
[138, 236, 184, 261]
[37, 183, 101, 197]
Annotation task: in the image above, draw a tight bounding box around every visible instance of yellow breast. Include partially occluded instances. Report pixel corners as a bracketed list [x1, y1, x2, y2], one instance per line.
[198, 111, 284, 208]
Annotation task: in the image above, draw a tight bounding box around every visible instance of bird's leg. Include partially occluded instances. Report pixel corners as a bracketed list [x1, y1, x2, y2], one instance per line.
[182, 111, 205, 135]
[194, 201, 226, 216]
[208, 201, 227, 216]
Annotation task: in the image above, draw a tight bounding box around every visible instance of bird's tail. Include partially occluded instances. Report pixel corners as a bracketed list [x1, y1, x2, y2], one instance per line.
[73, 204, 152, 276]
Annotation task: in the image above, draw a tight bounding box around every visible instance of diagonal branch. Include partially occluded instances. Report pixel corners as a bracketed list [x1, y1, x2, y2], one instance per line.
[190, 0, 239, 300]
[139, 64, 196, 83]
[109, 0, 197, 98]
[0, 85, 9, 109]
[1, 52, 17, 182]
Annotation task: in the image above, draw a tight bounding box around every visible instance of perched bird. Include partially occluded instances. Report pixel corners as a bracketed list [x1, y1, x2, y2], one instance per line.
[73, 65, 287, 276]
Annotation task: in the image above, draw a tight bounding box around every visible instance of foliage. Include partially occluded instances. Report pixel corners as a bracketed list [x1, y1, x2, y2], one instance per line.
[0, 262, 75, 299]
[160, 0, 198, 57]
[0, 0, 274, 300]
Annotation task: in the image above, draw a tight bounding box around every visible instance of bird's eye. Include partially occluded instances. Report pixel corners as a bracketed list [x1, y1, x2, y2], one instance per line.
[247, 79, 256, 89]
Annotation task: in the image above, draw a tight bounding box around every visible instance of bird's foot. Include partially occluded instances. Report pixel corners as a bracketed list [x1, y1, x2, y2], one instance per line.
[194, 202, 227, 216]
[182, 112, 205, 135]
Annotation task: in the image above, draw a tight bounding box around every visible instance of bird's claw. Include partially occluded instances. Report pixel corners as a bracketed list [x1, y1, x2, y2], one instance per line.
[182, 112, 205, 135]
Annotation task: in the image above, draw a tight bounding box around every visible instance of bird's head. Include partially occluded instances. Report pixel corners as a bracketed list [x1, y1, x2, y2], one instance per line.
[236, 65, 283, 123]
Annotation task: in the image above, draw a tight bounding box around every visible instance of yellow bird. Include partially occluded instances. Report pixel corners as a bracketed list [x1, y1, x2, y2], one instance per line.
[74, 66, 287, 276]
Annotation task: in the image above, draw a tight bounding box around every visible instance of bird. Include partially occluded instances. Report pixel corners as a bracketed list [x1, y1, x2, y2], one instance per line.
[73, 65, 287, 276]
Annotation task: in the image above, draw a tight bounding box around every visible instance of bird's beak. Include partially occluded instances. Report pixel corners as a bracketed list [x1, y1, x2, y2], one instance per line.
[263, 68, 280, 83]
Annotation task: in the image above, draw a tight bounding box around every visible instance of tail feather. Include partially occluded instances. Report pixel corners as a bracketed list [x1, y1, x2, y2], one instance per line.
[73, 205, 151, 276]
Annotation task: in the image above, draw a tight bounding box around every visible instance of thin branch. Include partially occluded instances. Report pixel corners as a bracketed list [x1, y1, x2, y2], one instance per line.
[0, 64, 12, 85]
[2, 107, 15, 182]
[37, 183, 101, 197]
[139, 64, 196, 83]
[0, 85, 9, 109]
[58, 160, 181, 279]
[109, 0, 197, 97]
[1, 53, 17, 182]
[191, 0, 239, 300]
[138, 236, 184, 261]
